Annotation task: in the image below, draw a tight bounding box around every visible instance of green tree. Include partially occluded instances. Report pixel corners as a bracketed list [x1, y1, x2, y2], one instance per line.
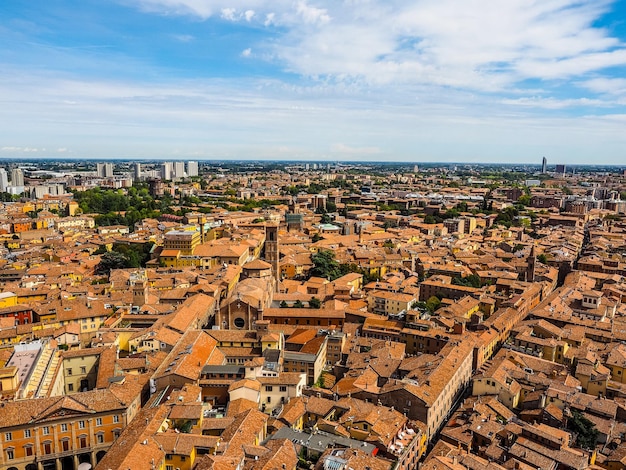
[568, 410, 598, 450]
[95, 251, 129, 275]
[452, 274, 481, 288]
[279, 300, 288, 308]
[537, 254, 548, 264]
[425, 296, 441, 313]
[294, 300, 304, 308]
[312, 233, 323, 243]
[309, 297, 322, 309]
[310, 250, 341, 280]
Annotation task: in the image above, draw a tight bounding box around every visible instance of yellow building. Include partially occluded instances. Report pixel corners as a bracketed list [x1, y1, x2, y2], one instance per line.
[163, 229, 201, 255]
[0, 388, 138, 470]
[0, 292, 17, 309]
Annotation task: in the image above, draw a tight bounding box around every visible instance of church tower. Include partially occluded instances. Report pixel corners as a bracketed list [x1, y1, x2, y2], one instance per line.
[130, 270, 149, 307]
[264, 224, 280, 291]
[526, 245, 536, 283]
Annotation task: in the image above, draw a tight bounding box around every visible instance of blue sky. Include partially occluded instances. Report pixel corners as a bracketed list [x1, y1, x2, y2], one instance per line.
[1, 0, 626, 164]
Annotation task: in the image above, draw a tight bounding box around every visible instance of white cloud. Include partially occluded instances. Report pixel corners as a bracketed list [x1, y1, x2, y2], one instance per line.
[579, 77, 626, 95]
[220, 8, 237, 21]
[171, 34, 194, 42]
[241, 48, 252, 57]
[127, 0, 626, 90]
[331, 143, 381, 155]
[264, 12, 275, 26]
[296, 1, 330, 24]
[501, 96, 608, 109]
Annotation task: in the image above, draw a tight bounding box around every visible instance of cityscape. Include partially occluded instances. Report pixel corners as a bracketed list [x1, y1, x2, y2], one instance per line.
[0, 159, 625, 470]
[3, 0, 626, 469]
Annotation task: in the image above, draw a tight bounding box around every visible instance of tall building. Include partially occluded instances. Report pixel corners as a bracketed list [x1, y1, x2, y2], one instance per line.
[0, 168, 8, 192]
[541, 156, 547, 174]
[187, 161, 199, 177]
[11, 168, 24, 186]
[173, 161, 185, 180]
[264, 224, 280, 291]
[555, 164, 566, 175]
[133, 162, 141, 181]
[160, 162, 172, 180]
[96, 163, 113, 178]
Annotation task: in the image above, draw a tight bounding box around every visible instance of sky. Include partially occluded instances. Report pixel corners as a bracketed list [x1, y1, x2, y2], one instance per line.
[1, 0, 626, 164]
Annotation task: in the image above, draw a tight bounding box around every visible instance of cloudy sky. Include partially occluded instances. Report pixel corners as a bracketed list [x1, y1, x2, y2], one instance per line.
[1, 0, 626, 164]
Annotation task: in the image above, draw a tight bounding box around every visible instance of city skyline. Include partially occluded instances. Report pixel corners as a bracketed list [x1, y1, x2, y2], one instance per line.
[2, 0, 626, 163]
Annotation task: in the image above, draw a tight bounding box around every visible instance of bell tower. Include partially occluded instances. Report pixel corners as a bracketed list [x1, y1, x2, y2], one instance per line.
[264, 224, 280, 291]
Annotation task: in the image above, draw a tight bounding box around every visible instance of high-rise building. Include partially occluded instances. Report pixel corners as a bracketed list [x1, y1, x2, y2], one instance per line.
[0, 168, 8, 192]
[160, 162, 172, 180]
[11, 168, 24, 187]
[187, 161, 199, 177]
[173, 161, 185, 180]
[96, 163, 114, 178]
[133, 162, 141, 181]
[555, 164, 566, 175]
[541, 157, 547, 174]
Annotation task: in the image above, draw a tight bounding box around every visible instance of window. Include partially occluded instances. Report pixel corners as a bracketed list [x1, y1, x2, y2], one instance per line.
[24, 429, 31, 438]
[67, 368, 72, 375]
[42, 426, 50, 435]
[80, 366, 86, 374]
[113, 415, 120, 423]
[96, 418, 102, 426]
[79, 436, 87, 448]
[43, 442, 52, 454]
[68, 383, 74, 391]
[113, 430, 121, 439]
[97, 434, 104, 444]
[61, 424, 68, 432]
[25, 445, 34, 456]
[265, 386, 273, 392]
[166, 466, 174, 470]
[79, 420, 85, 429]
[267, 397, 271, 403]
[6, 448, 14, 460]
[280, 386, 287, 392]
[62, 440, 70, 452]
[5, 432, 12, 441]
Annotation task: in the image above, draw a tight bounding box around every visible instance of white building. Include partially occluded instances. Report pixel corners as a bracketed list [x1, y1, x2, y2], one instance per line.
[133, 162, 141, 181]
[0, 169, 8, 192]
[11, 168, 24, 186]
[161, 162, 172, 180]
[187, 161, 199, 177]
[173, 161, 185, 180]
[96, 163, 114, 178]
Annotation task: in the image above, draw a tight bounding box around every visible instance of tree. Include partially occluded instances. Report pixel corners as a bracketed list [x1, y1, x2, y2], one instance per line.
[537, 254, 548, 264]
[309, 297, 321, 309]
[95, 251, 129, 275]
[279, 300, 288, 308]
[568, 410, 598, 450]
[294, 300, 304, 308]
[312, 233, 323, 243]
[310, 250, 341, 280]
[425, 296, 441, 313]
[452, 274, 481, 288]
[383, 239, 395, 248]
